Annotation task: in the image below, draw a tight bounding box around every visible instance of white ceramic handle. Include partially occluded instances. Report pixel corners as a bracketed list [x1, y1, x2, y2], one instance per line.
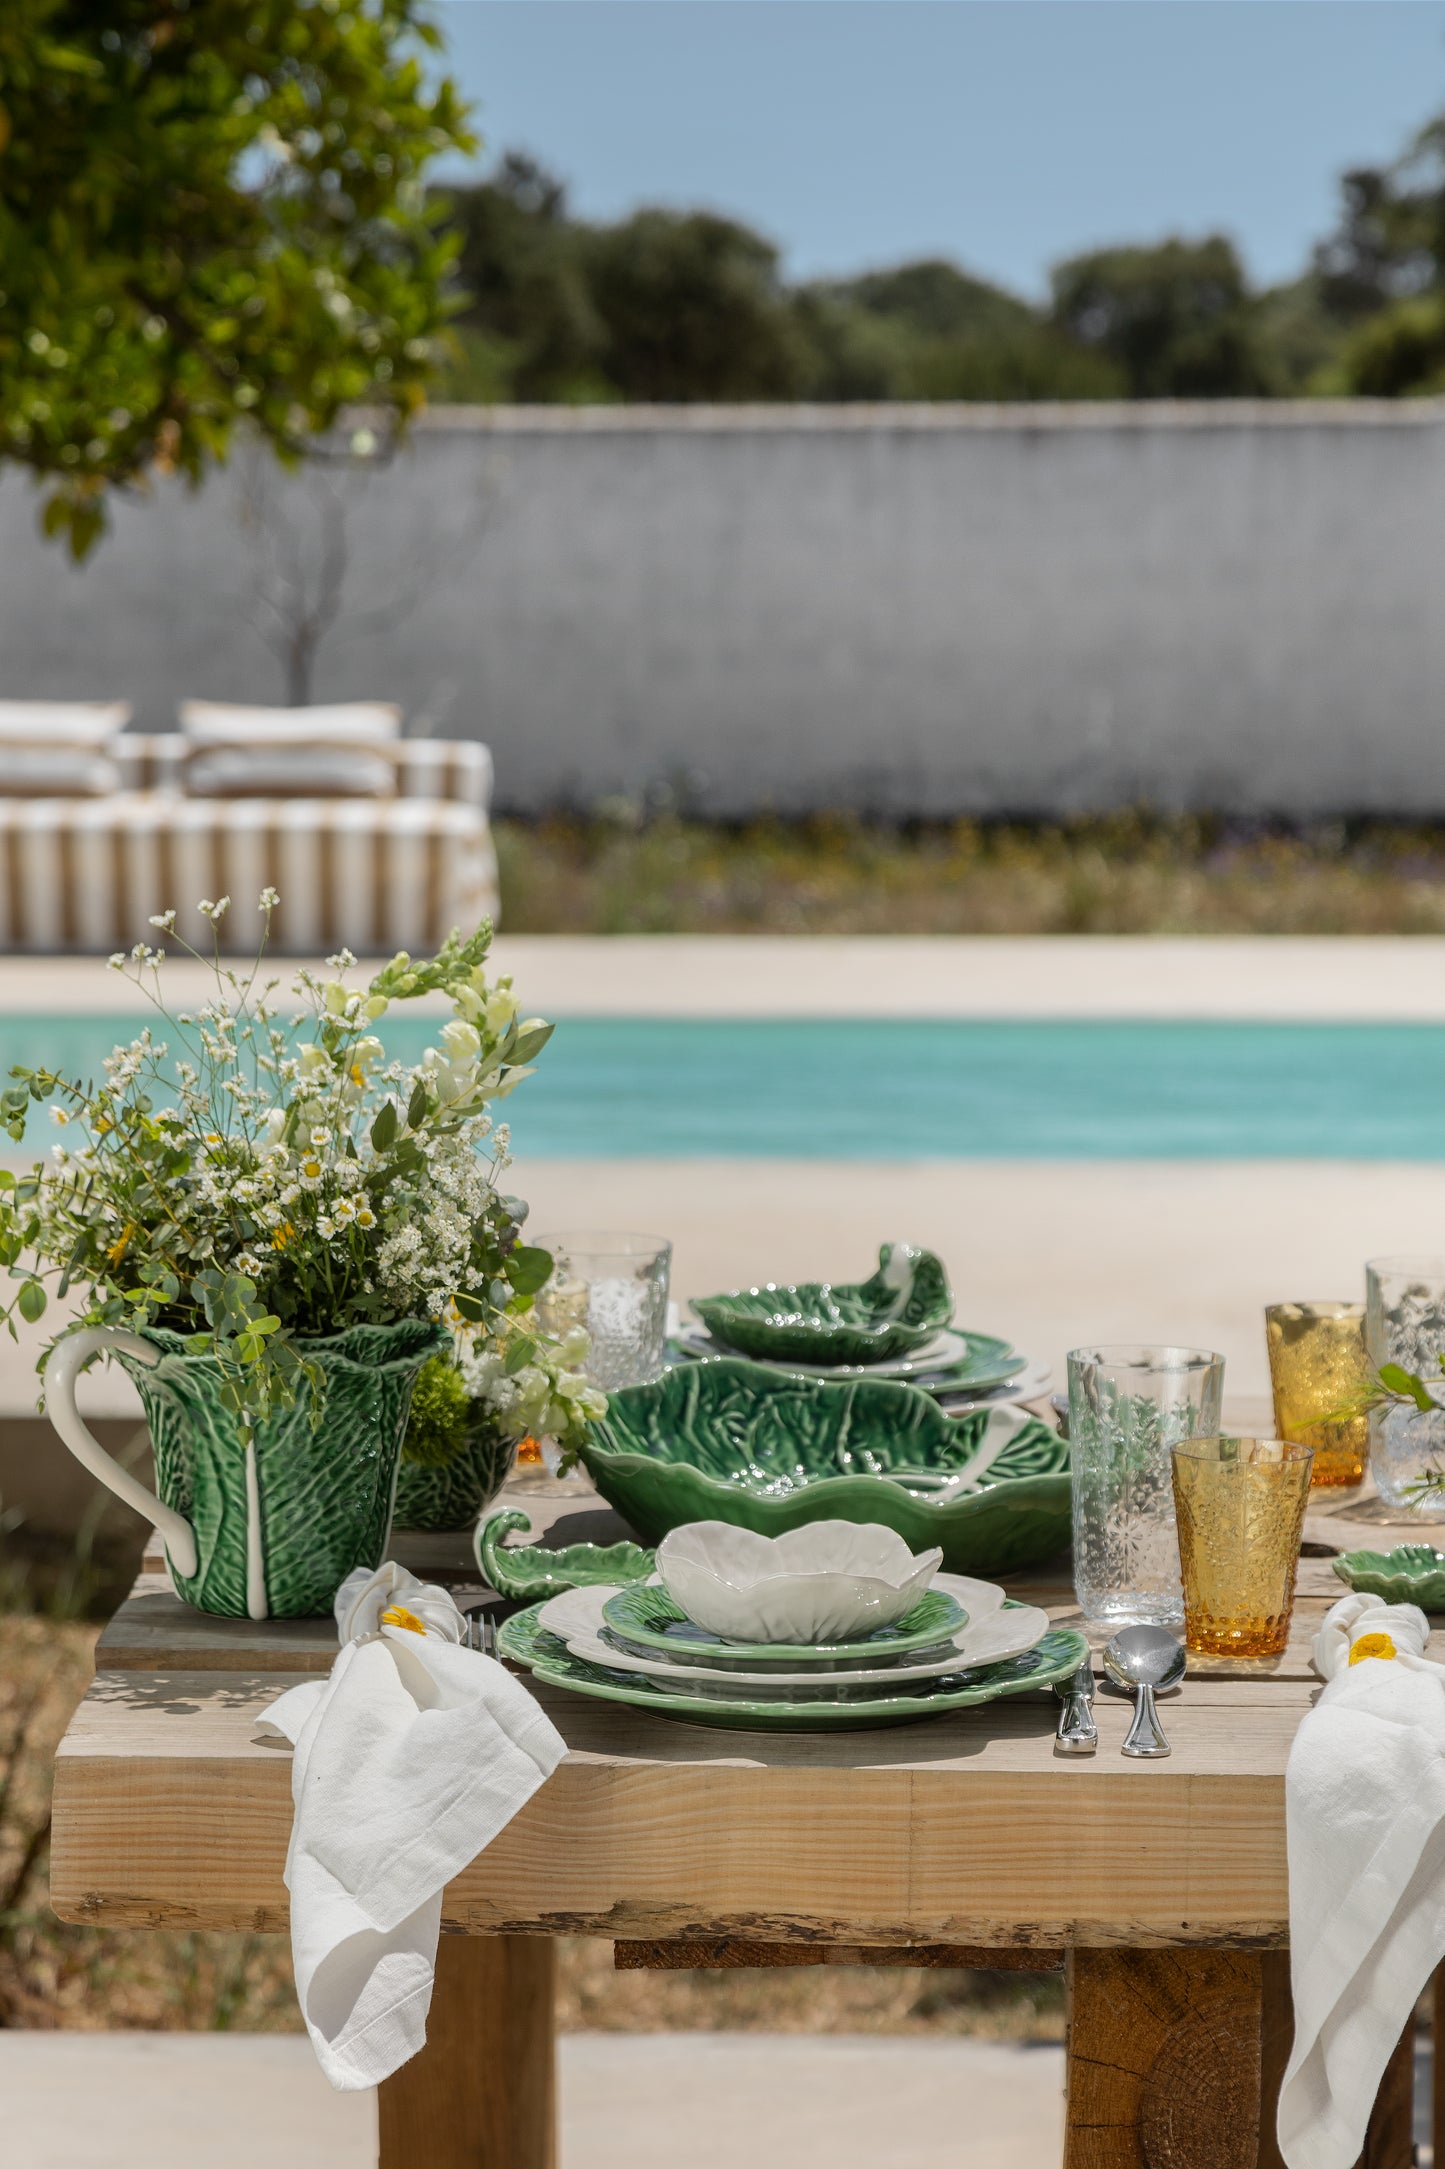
[45, 1328, 199, 1579]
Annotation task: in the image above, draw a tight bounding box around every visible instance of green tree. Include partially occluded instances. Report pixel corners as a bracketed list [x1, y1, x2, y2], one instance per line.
[792, 256, 1122, 401]
[1341, 294, 1445, 396]
[580, 209, 807, 402]
[1050, 236, 1274, 398]
[0, 0, 472, 557]
[443, 154, 604, 401]
[1320, 121, 1445, 395]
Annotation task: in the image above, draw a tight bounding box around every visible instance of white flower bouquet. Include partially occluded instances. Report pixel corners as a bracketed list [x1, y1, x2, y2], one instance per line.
[0, 894, 573, 1425]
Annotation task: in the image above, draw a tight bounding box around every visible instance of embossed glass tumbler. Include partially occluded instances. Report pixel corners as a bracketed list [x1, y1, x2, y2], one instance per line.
[1366, 1257, 1445, 1516]
[1170, 1439, 1313, 1658]
[1068, 1345, 1225, 1630]
[1265, 1302, 1370, 1489]
[533, 1231, 672, 1391]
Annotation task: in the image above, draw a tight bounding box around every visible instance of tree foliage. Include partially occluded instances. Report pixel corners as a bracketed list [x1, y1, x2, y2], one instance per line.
[1326, 118, 1445, 395]
[1050, 236, 1274, 398]
[0, 0, 472, 556]
[437, 163, 1356, 409]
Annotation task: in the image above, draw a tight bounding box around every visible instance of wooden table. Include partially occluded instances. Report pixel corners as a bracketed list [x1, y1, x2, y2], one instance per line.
[48, 1465, 1439, 2169]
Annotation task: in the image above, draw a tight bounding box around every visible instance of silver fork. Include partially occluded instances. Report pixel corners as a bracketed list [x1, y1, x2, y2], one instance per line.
[462, 1606, 497, 1656]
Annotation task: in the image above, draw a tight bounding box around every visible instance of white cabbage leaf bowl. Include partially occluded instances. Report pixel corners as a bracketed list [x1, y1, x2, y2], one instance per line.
[655, 1518, 943, 1643]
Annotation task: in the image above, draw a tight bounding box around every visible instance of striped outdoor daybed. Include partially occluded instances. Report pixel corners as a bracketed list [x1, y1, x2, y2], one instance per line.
[0, 736, 500, 956]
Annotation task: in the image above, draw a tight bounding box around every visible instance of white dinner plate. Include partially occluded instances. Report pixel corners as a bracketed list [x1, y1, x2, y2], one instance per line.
[536, 1575, 1050, 1691]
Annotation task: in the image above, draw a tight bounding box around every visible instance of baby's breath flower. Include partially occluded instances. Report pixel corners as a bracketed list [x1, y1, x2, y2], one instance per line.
[198, 896, 231, 922]
[259, 886, 280, 912]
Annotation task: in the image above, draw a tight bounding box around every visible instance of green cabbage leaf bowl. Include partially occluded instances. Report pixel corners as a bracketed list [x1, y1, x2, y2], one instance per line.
[578, 1358, 1070, 1577]
[690, 1242, 953, 1365]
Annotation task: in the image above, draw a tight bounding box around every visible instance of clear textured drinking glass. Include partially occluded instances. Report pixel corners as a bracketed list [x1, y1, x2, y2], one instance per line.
[1171, 1437, 1313, 1658]
[1068, 1344, 1225, 1629]
[1265, 1302, 1370, 1489]
[1366, 1256, 1445, 1516]
[533, 1231, 673, 1392]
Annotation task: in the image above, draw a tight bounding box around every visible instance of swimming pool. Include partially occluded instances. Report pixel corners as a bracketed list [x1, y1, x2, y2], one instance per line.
[2, 1015, 1442, 1158]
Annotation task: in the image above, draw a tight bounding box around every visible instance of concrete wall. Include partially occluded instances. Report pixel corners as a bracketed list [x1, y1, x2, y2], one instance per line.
[3, 401, 1445, 816]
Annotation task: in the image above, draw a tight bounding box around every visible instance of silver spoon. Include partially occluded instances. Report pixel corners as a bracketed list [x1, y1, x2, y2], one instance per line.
[1102, 1625, 1186, 1758]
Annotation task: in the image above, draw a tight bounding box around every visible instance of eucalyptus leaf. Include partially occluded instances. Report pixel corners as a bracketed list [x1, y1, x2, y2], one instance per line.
[507, 1244, 554, 1298]
[1378, 1363, 1437, 1413]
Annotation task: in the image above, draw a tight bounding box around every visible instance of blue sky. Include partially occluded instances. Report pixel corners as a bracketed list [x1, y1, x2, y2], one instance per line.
[435, 2, 1445, 297]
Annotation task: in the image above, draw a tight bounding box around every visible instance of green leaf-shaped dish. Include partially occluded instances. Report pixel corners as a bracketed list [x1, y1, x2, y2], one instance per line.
[1332, 1544, 1445, 1611]
[578, 1359, 1071, 1578]
[691, 1243, 953, 1365]
[476, 1509, 657, 1602]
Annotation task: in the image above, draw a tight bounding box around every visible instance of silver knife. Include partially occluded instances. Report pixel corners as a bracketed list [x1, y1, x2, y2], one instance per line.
[1053, 1657, 1097, 1755]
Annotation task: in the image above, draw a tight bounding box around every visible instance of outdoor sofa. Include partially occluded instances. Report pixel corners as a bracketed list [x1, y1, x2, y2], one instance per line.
[0, 700, 500, 955]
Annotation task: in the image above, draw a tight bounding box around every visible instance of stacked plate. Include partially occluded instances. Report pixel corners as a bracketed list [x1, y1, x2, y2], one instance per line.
[497, 1570, 1087, 1733]
[668, 1242, 1042, 1406]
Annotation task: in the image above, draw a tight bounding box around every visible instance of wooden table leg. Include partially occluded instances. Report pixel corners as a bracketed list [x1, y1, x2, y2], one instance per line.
[1065, 1948, 1284, 2169]
[1065, 1950, 1415, 2169]
[377, 1934, 556, 2169]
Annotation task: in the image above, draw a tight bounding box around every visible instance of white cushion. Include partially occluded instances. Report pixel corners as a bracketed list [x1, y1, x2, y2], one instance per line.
[179, 701, 403, 745]
[178, 701, 403, 798]
[184, 745, 398, 799]
[0, 700, 132, 744]
[0, 700, 131, 795]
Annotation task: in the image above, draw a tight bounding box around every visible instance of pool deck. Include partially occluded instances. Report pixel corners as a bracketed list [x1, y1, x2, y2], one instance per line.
[4, 933, 1445, 1018]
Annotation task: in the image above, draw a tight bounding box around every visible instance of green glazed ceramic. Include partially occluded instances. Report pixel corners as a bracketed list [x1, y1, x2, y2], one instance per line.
[669, 1329, 1025, 1393]
[1332, 1545, 1445, 1610]
[601, 1582, 967, 1666]
[477, 1508, 657, 1601]
[394, 1416, 517, 1533]
[691, 1243, 952, 1365]
[498, 1604, 1089, 1732]
[48, 1317, 445, 1619]
[578, 1360, 1071, 1577]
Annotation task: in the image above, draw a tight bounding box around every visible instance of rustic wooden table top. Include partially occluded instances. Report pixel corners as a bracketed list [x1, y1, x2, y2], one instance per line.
[48, 1454, 1443, 1955]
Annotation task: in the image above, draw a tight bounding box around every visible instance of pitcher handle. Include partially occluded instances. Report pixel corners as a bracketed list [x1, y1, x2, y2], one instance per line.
[45, 1327, 199, 1579]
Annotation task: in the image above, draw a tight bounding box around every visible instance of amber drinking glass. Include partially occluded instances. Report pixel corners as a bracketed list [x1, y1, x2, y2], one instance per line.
[1170, 1438, 1314, 1658]
[1265, 1302, 1370, 1488]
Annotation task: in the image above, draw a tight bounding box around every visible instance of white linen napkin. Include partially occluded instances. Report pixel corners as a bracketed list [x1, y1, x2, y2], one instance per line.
[1277, 1589, 1445, 2167]
[257, 1562, 566, 2092]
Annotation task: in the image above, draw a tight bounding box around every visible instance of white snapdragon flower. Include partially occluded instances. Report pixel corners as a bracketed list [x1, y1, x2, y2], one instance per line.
[440, 1018, 481, 1062]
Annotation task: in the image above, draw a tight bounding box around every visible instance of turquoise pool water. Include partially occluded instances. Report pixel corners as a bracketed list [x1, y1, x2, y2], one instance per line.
[2, 1015, 1443, 1158]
